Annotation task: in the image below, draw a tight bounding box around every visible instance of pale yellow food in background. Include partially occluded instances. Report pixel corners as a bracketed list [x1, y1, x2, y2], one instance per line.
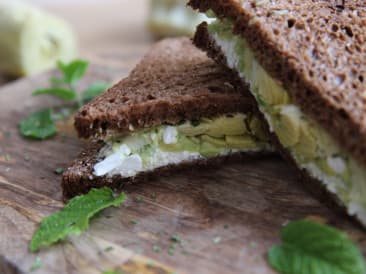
[0, 0, 77, 76]
[147, 0, 212, 37]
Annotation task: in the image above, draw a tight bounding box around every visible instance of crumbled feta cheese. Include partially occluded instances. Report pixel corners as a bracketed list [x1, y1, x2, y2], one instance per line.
[163, 126, 178, 144]
[327, 156, 346, 174]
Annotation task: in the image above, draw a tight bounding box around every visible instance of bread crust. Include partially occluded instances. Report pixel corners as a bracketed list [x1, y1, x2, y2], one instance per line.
[193, 22, 364, 227]
[189, 0, 366, 167]
[75, 37, 254, 139]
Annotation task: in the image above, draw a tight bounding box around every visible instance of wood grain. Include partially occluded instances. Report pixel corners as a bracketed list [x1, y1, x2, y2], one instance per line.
[0, 56, 365, 274]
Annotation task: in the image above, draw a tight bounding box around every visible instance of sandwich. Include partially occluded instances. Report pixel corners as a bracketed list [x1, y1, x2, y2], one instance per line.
[147, 0, 213, 37]
[189, 1, 366, 225]
[62, 37, 271, 199]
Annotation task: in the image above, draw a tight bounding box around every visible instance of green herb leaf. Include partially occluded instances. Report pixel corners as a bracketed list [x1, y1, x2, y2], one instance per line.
[268, 219, 366, 274]
[32, 88, 77, 101]
[29, 257, 41, 272]
[170, 235, 181, 243]
[49, 77, 66, 88]
[81, 81, 110, 103]
[54, 167, 64, 175]
[19, 109, 56, 140]
[30, 188, 126, 252]
[57, 59, 89, 85]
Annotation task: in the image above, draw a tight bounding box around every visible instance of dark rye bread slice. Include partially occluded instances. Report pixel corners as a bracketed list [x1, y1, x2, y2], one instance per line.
[75, 37, 254, 139]
[189, 0, 366, 167]
[193, 22, 362, 227]
[62, 141, 266, 199]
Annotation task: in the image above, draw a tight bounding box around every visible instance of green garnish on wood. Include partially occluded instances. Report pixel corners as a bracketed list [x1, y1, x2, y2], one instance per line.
[268, 219, 366, 274]
[19, 59, 110, 140]
[19, 108, 56, 139]
[30, 187, 126, 252]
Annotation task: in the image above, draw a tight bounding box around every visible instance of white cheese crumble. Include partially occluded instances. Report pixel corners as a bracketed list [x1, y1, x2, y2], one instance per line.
[327, 156, 346, 174]
[163, 126, 178, 144]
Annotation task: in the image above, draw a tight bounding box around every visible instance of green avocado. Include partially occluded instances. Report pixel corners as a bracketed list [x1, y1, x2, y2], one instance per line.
[199, 141, 223, 157]
[159, 135, 199, 152]
[206, 114, 247, 137]
[225, 135, 258, 149]
[293, 122, 318, 161]
[177, 122, 209, 136]
[273, 105, 301, 148]
[201, 135, 227, 147]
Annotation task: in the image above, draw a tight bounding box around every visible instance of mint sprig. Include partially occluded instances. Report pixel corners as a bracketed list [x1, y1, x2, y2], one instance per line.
[30, 187, 126, 252]
[57, 59, 88, 86]
[268, 219, 366, 274]
[19, 108, 56, 139]
[20, 59, 110, 140]
[32, 88, 77, 101]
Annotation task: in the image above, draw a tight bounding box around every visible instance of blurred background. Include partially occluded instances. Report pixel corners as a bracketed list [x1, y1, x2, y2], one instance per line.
[0, 0, 210, 82]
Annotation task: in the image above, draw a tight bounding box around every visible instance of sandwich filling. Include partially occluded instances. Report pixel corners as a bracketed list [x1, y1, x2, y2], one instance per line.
[94, 113, 269, 178]
[206, 19, 366, 224]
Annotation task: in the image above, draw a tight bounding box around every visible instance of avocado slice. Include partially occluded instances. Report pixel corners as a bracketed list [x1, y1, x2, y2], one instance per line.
[201, 135, 227, 147]
[293, 122, 318, 160]
[159, 135, 200, 152]
[199, 141, 223, 157]
[273, 105, 301, 148]
[225, 135, 258, 149]
[177, 122, 210, 136]
[206, 114, 247, 137]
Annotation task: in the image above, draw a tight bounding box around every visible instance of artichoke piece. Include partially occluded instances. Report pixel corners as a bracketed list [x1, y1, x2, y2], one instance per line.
[225, 135, 258, 149]
[255, 65, 289, 106]
[199, 141, 223, 157]
[206, 114, 247, 138]
[248, 116, 268, 142]
[292, 121, 318, 160]
[159, 135, 200, 152]
[273, 105, 301, 148]
[177, 122, 209, 136]
[201, 135, 227, 148]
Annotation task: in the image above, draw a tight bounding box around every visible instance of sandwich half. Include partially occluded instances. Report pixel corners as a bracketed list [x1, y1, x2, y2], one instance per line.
[189, 1, 366, 225]
[62, 37, 270, 199]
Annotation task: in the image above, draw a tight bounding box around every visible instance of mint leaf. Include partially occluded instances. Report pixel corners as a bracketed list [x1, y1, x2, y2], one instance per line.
[19, 108, 56, 139]
[30, 188, 126, 252]
[81, 81, 110, 103]
[49, 77, 65, 88]
[268, 219, 366, 274]
[33, 88, 76, 101]
[57, 59, 89, 85]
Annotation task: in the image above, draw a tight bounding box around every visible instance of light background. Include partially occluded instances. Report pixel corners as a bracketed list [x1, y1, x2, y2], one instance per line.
[28, 0, 152, 55]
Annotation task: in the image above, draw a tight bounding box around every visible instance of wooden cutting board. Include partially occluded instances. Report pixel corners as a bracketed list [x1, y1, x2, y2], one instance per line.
[0, 52, 365, 274]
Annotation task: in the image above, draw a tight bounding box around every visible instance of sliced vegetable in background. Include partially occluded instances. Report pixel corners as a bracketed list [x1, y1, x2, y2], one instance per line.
[19, 108, 57, 139]
[268, 219, 366, 274]
[30, 187, 126, 252]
